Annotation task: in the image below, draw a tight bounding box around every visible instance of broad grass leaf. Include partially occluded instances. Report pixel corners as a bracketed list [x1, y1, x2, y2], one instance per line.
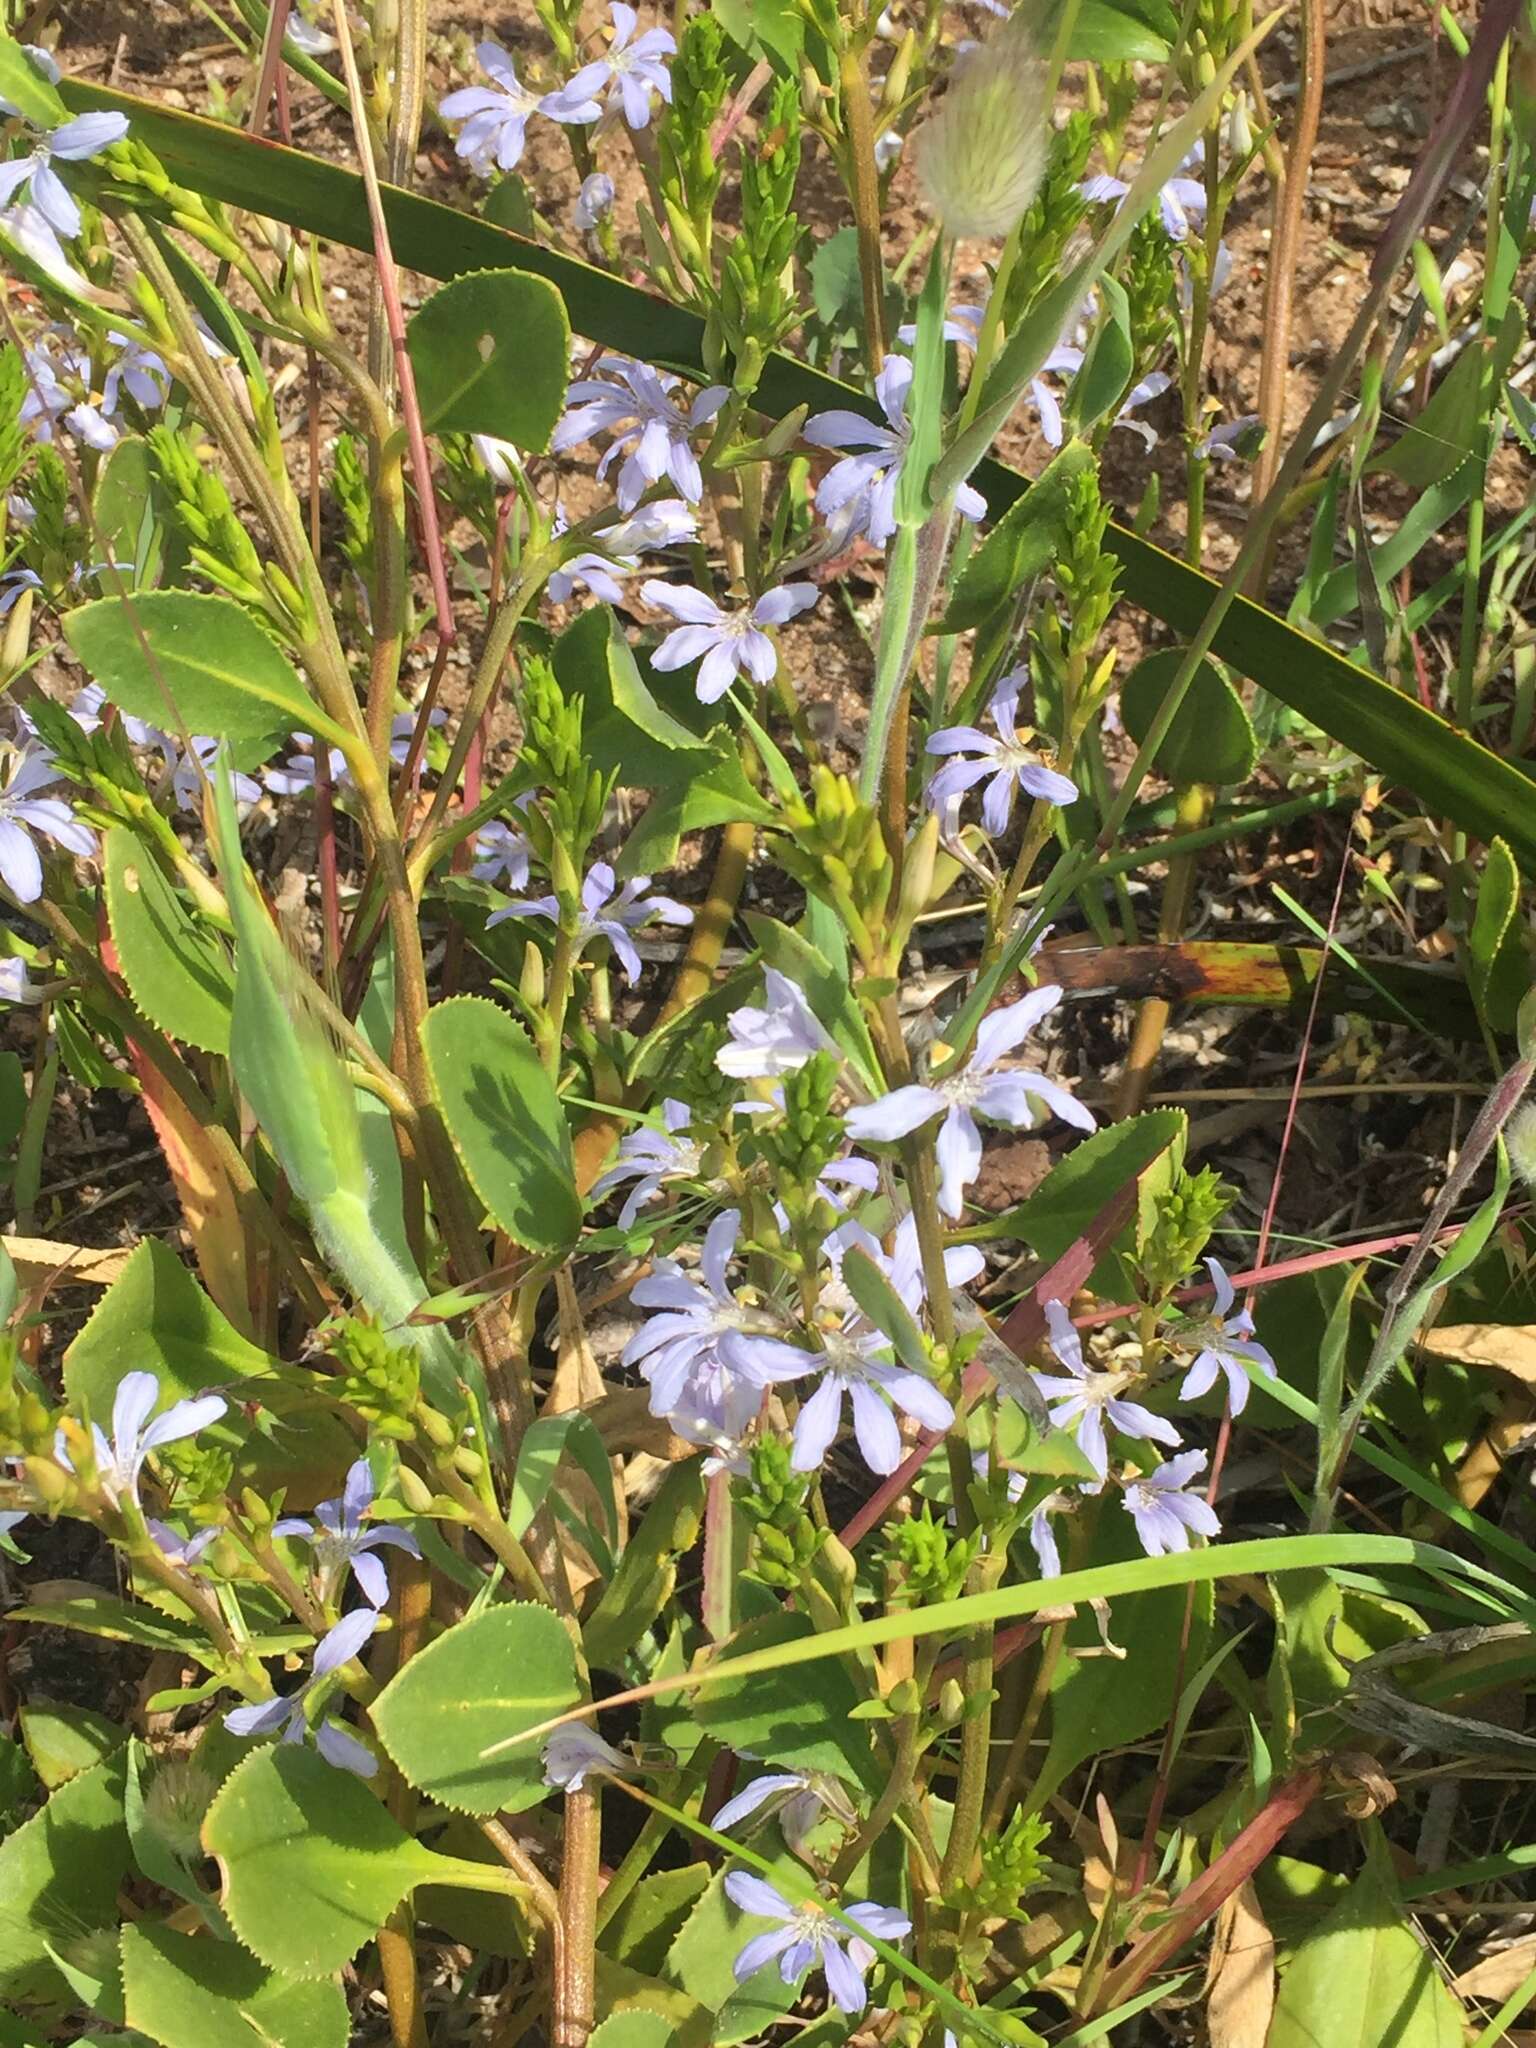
[1120, 649, 1258, 789]
[63, 593, 340, 762]
[119, 1920, 347, 2048]
[1267, 1861, 1465, 2048]
[203, 1744, 444, 1978]
[422, 995, 581, 1251]
[104, 829, 233, 1053]
[370, 1602, 581, 1816]
[407, 269, 569, 448]
[0, 1753, 128, 2002]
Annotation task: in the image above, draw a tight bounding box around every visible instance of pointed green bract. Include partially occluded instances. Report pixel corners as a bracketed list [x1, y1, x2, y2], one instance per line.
[371, 1602, 581, 1816]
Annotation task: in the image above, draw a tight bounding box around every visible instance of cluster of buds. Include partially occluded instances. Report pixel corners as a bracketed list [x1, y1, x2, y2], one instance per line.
[148, 425, 306, 638]
[519, 657, 608, 852]
[715, 76, 805, 395]
[774, 767, 893, 969]
[330, 1319, 421, 1443]
[886, 1504, 980, 1609]
[740, 1437, 826, 1591]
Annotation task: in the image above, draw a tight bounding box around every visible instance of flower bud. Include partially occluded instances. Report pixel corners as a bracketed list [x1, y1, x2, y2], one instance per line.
[913, 11, 1051, 239]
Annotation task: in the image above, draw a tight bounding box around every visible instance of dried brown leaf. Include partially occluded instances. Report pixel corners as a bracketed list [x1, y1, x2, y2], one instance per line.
[1455, 1934, 1536, 2006]
[1207, 1881, 1275, 2048]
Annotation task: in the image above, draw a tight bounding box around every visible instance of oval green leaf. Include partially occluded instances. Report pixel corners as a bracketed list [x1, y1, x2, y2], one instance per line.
[120, 1920, 348, 2048]
[407, 268, 569, 449]
[203, 1744, 442, 1979]
[1119, 647, 1258, 789]
[63, 592, 341, 763]
[104, 828, 234, 1053]
[370, 1602, 581, 1816]
[422, 995, 581, 1251]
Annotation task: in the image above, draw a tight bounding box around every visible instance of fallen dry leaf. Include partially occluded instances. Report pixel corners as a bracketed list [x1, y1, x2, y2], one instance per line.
[1455, 1934, 1536, 2006]
[1421, 1324, 1536, 1380]
[1207, 1881, 1275, 2048]
[3, 1237, 133, 1288]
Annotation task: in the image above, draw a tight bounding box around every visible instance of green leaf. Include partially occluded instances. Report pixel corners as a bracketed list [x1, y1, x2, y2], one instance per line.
[1267, 1860, 1466, 2048]
[509, 1410, 616, 1546]
[0, 1754, 128, 2002]
[1070, 0, 1174, 59]
[120, 1921, 348, 2048]
[18, 1700, 124, 1790]
[63, 1237, 355, 1502]
[1033, 1507, 1212, 1805]
[599, 1865, 711, 1977]
[589, 2016, 680, 2048]
[103, 829, 234, 1053]
[997, 1110, 1186, 1294]
[0, 37, 66, 124]
[711, 0, 805, 71]
[63, 592, 342, 763]
[693, 1610, 876, 1788]
[1468, 835, 1528, 1034]
[935, 441, 1094, 636]
[72, 77, 1536, 873]
[371, 1602, 581, 1816]
[1119, 649, 1258, 788]
[742, 913, 883, 1093]
[95, 436, 178, 589]
[584, 1460, 705, 1671]
[422, 995, 582, 1251]
[1070, 275, 1135, 428]
[841, 1247, 930, 1375]
[6, 1589, 203, 1655]
[663, 1847, 810, 2039]
[203, 1744, 444, 1978]
[407, 268, 569, 450]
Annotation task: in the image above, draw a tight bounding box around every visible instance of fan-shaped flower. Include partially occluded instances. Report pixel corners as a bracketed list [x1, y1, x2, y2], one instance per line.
[0, 110, 128, 240]
[716, 969, 837, 1080]
[552, 358, 728, 510]
[274, 1458, 421, 1610]
[439, 42, 601, 174]
[1167, 1258, 1276, 1415]
[54, 1370, 227, 1513]
[486, 858, 692, 986]
[1123, 1449, 1220, 1556]
[224, 1608, 379, 1776]
[644, 579, 819, 703]
[563, 5, 676, 129]
[0, 742, 97, 903]
[1034, 1301, 1180, 1480]
[725, 1872, 911, 2016]
[592, 1098, 702, 1228]
[845, 988, 1093, 1219]
[803, 354, 986, 547]
[928, 672, 1078, 836]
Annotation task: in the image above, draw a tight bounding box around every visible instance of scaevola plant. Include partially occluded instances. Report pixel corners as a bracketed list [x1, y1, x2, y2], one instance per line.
[0, 7, 1526, 2048]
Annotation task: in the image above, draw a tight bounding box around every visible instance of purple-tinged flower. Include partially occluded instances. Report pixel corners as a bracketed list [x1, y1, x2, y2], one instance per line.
[1034, 1301, 1180, 1480]
[0, 956, 39, 1005]
[224, 1607, 379, 1776]
[148, 1518, 221, 1567]
[592, 1098, 702, 1228]
[19, 334, 116, 451]
[927, 672, 1078, 836]
[644, 579, 818, 703]
[263, 735, 350, 798]
[713, 1768, 856, 1850]
[0, 111, 128, 240]
[273, 1457, 421, 1610]
[575, 171, 616, 230]
[472, 818, 533, 893]
[564, 5, 676, 129]
[64, 681, 163, 750]
[1123, 1449, 1220, 1557]
[845, 988, 1094, 1220]
[549, 496, 697, 604]
[169, 737, 261, 813]
[0, 201, 87, 292]
[1107, 369, 1175, 451]
[803, 354, 986, 548]
[717, 969, 837, 1080]
[54, 1370, 227, 1513]
[543, 1724, 633, 1791]
[552, 358, 728, 510]
[0, 567, 41, 618]
[1194, 414, 1263, 464]
[792, 1324, 954, 1476]
[822, 1211, 980, 1327]
[902, 302, 1083, 447]
[873, 128, 902, 171]
[285, 6, 335, 57]
[725, 1871, 911, 2017]
[487, 858, 692, 986]
[1168, 1258, 1276, 1416]
[102, 332, 169, 416]
[1082, 142, 1208, 241]
[0, 743, 97, 904]
[439, 42, 601, 174]
[623, 1209, 813, 1440]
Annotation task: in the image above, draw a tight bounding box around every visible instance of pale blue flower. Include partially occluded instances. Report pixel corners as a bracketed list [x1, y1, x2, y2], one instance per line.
[716, 969, 836, 1080]
[562, 5, 675, 130]
[645, 578, 819, 702]
[552, 357, 728, 510]
[1034, 1301, 1180, 1480]
[725, 1871, 910, 2016]
[0, 110, 128, 239]
[224, 1607, 379, 1775]
[487, 858, 691, 986]
[592, 1098, 701, 1228]
[274, 1458, 421, 1610]
[54, 1370, 226, 1512]
[1170, 1258, 1276, 1415]
[1123, 1449, 1220, 1556]
[804, 353, 986, 547]
[440, 42, 600, 174]
[927, 671, 1079, 836]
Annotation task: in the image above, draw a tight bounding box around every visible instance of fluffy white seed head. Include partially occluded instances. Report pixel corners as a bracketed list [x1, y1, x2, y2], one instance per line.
[913, 12, 1052, 240]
